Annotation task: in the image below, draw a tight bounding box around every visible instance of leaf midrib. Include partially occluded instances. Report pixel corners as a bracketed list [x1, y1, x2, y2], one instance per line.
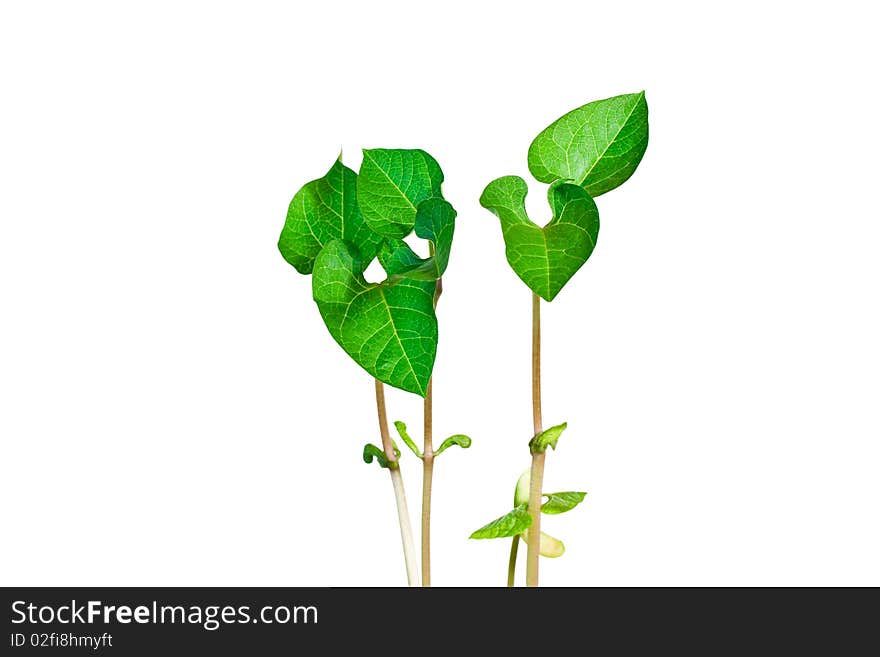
[378, 286, 421, 393]
[334, 279, 424, 394]
[363, 150, 417, 211]
[575, 94, 643, 186]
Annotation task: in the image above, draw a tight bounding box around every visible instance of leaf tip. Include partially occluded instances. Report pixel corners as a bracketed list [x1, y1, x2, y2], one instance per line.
[435, 434, 472, 456]
[362, 442, 399, 469]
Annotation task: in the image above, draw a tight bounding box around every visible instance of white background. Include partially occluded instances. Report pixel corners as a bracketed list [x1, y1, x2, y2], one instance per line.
[2, 1, 878, 586]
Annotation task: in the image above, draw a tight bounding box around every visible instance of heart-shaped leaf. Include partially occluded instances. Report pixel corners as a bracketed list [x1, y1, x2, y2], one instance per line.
[312, 239, 437, 396]
[470, 503, 531, 539]
[377, 197, 456, 281]
[480, 176, 599, 301]
[357, 149, 444, 238]
[278, 157, 383, 274]
[528, 91, 648, 197]
[541, 491, 587, 514]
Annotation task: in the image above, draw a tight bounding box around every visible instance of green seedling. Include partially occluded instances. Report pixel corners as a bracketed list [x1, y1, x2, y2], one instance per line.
[279, 149, 470, 586]
[479, 92, 649, 586]
[470, 468, 587, 585]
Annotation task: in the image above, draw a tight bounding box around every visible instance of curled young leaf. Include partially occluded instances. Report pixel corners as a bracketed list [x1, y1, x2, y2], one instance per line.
[542, 491, 587, 515]
[378, 239, 426, 278]
[312, 240, 437, 396]
[469, 503, 531, 539]
[434, 434, 471, 456]
[529, 422, 568, 454]
[278, 157, 382, 274]
[376, 197, 457, 281]
[393, 420, 422, 459]
[414, 197, 456, 277]
[362, 442, 400, 470]
[528, 91, 649, 197]
[480, 176, 599, 301]
[357, 149, 444, 238]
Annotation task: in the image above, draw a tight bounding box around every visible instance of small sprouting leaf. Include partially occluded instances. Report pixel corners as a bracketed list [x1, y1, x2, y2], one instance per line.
[529, 422, 568, 453]
[357, 149, 444, 238]
[378, 239, 425, 277]
[278, 157, 382, 274]
[376, 197, 457, 281]
[393, 420, 422, 458]
[528, 91, 649, 197]
[312, 240, 437, 396]
[521, 529, 566, 558]
[362, 442, 399, 469]
[469, 503, 532, 539]
[480, 176, 599, 301]
[434, 434, 471, 456]
[542, 491, 587, 514]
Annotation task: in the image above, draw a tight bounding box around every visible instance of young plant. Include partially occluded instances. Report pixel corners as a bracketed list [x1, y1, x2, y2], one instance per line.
[470, 460, 587, 586]
[278, 149, 470, 586]
[478, 92, 650, 586]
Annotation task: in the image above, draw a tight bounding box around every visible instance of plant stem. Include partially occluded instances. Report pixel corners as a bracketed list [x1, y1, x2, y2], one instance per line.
[531, 293, 542, 435]
[526, 293, 544, 587]
[421, 377, 434, 586]
[389, 467, 419, 586]
[526, 452, 545, 586]
[507, 535, 520, 587]
[421, 273, 442, 587]
[374, 379, 420, 586]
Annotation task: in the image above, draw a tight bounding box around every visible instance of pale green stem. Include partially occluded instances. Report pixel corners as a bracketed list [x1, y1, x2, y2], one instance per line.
[375, 379, 420, 586]
[507, 535, 520, 587]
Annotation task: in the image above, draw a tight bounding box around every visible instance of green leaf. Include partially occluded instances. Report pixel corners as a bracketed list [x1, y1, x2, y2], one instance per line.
[414, 197, 456, 277]
[357, 149, 444, 238]
[480, 176, 599, 301]
[528, 91, 649, 197]
[278, 157, 382, 274]
[376, 197, 456, 281]
[312, 240, 437, 396]
[362, 442, 399, 469]
[542, 491, 587, 514]
[469, 503, 532, 539]
[378, 239, 425, 278]
[529, 422, 568, 453]
[434, 434, 471, 456]
[393, 420, 422, 458]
